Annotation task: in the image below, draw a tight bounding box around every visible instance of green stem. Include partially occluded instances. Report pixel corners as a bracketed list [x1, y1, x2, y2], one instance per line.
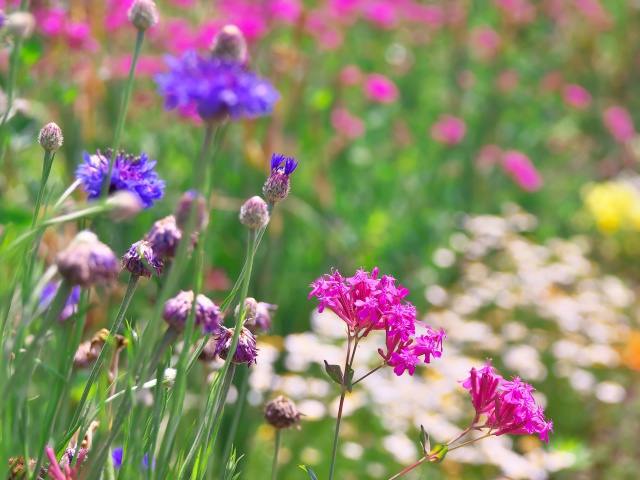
[31, 150, 55, 229]
[219, 367, 249, 478]
[388, 455, 430, 480]
[328, 335, 353, 480]
[271, 429, 282, 480]
[100, 29, 145, 199]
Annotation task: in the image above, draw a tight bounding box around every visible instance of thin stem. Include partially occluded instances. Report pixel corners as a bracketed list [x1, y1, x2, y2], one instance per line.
[328, 335, 353, 480]
[388, 455, 430, 480]
[352, 362, 385, 386]
[448, 431, 492, 452]
[31, 151, 55, 229]
[271, 429, 282, 480]
[219, 368, 249, 478]
[100, 29, 145, 199]
[445, 416, 479, 446]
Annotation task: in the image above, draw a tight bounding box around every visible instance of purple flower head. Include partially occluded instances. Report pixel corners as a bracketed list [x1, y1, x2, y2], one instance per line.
[56, 231, 119, 288]
[112, 446, 154, 471]
[263, 153, 298, 203]
[461, 362, 554, 443]
[75, 149, 165, 209]
[214, 326, 258, 366]
[155, 50, 280, 122]
[122, 240, 163, 278]
[174, 190, 209, 232]
[162, 290, 223, 334]
[145, 215, 196, 260]
[309, 268, 446, 377]
[39, 282, 81, 322]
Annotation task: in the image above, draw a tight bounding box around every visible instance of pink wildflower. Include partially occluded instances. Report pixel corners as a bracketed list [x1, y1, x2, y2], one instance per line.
[501, 150, 542, 192]
[363, 1, 397, 28]
[402, 4, 445, 27]
[363, 74, 399, 104]
[45, 446, 87, 480]
[603, 106, 635, 144]
[339, 65, 362, 86]
[476, 144, 503, 169]
[493, 0, 536, 24]
[562, 84, 592, 110]
[430, 114, 466, 146]
[269, 0, 302, 23]
[496, 69, 519, 92]
[331, 108, 365, 140]
[469, 26, 500, 61]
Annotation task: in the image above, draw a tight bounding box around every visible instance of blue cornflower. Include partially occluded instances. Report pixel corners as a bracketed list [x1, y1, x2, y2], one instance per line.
[154, 50, 280, 121]
[39, 282, 81, 322]
[75, 149, 165, 209]
[263, 153, 298, 203]
[111, 446, 155, 471]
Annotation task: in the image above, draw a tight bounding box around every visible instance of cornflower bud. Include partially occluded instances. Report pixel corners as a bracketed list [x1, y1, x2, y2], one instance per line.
[211, 25, 248, 64]
[235, 297, 258, 323]
[146, 215, 183, 260]
[246, 301, 277, 333]
[162, 290, 223, 334]
[106, 191, 142, 221]
[263, 153, 298, 203]
[162, 368, 177, 388]
[264, 395, 302, 429]
[239, 196, 269, 230]
[174, 190, 209, 232]
[122, 240, 163, 278]
[37, 122, 63, 152]
[56, 231, 119, 287]
[127, 0, 159, 31]
[214, 326, 258, 365]
[7, 12, 35, 39]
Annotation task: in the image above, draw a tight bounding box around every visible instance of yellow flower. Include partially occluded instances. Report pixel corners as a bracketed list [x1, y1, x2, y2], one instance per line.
[583, 181, 640, 233]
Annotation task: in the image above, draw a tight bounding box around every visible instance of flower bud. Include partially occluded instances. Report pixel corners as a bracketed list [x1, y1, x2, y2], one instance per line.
[211, 25, 248, 64]
[162, 290, 223, 334]
[214, 326, 258, 365]
[263, 154, 298, 203]
[235, 297, 258, 322]
[162, 367, 177, 388]
[264, 395, 302, 429]
[37, 122, 63, 152]
[247, 301, 277, 333]
[7, 12, 35, 39]
[145, 215, 182, 260]
[106, 191, 143, 221]
[56, 231, 119, 287]
[239, 196, 269, 230]
[128, 0, 159, 31]
[174, 190, 209, 232]
[122, 240, 163, 278]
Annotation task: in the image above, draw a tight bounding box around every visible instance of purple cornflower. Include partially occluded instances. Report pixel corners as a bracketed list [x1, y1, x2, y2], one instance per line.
[39, 282, 81, 322]
[263, 154, 298, 203]
[145, 215, 184, 260]
[154, 50, 280, 122]
[112, 446, 154, 470]
[162, 290, 223, 334]
[122, 240, 163, 278]
[309, 268, 446, 376]
[56, 231, 119, 287]
[75, 149, 165, 209]
[461, 360, 554, 443]
[214, 326, 259, 366]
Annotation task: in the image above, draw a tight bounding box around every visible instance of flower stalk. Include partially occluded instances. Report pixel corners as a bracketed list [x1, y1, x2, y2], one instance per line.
[271, 429, 282, 480]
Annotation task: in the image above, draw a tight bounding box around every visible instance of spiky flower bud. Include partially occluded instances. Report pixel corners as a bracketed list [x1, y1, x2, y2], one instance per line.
[162, 290, 223, 334]
[56, 231, 119, 287]
[235, 297, 258, 322]
[37, 122, 63, 152]
[214, 326, 258, 365]
[146, 215, 183, 260]
[7, 12, 35, 39]
[127, 0, 159, 31]
[239, 196, 269, 230]
[211, 25, 248, 64]
[264, 395, 302, 429]
[122, 240, 163, 278]
[174, 190, 209, 232]
[263, 154, 298, 203]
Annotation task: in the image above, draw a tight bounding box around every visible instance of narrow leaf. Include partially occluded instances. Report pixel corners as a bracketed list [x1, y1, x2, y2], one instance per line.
[324, 360, 343, 385]
[419, 425, 430, 454]
[298, 465, 319, 480]
[345, 366, 355, 393]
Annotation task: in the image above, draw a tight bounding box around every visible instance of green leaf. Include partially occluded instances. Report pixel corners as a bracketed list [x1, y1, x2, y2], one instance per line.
[345, 366, 355, 393]
[20, 38, 43, 66]
[428, 444, 448, 464]
[324, 360, 343, 385]
[298, 465, 319, 480]
[419, 425, 430, 454]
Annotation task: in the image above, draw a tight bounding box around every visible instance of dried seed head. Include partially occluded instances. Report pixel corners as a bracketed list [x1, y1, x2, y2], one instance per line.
[37, 122, 63, 151]
[214, 327, 258, 365]
[239, 196, 269, 230]
[162, 290, 223, 334]
[264, 395, 303, 429]
[122, 240, 163, 278]
[7, 12, 35, 39]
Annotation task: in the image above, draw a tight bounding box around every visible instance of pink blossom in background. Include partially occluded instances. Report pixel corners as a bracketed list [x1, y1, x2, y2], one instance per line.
[269, 0, 302, 23]
[476, 144, 503, 168]
[328, 0, 361, 17]
[339, 65, 362, 86]
[496, 69, 519, 92]
[110, 55, 165, 79]
[562, 84, 592, 110]
[219, 1, 267, 40]
[401, 4, 444, 27]
[430, 115, 466, 146]
[493, 0, 536, 24]
[363, 74, 399, 103]
[575, 0, 611, 28]
[362, 1, 398, 28]
[445, 2, 467, 26]
[501, 150, 542, 192]
[457, 71, 476, 90]
[37, 8, 66, 36]
[65, 22, 99, 51]
[307, 10, 344, 50]
[168, 0, 197, 6]
[331, 108, 365, 140]
[603, 107, 636, 143]
[106, 0, 135, 31]
[540, 72, 564, 93]
[470, 26, 500, 60]
[153, 19, 195, 53]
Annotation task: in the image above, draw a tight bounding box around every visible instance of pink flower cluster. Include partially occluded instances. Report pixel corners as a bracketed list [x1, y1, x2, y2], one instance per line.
[603, 106, 636, 144]
[461, 360, 554, 443]
[309, 268, 446, 376]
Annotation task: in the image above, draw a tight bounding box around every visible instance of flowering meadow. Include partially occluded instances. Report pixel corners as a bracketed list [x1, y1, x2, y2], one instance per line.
[1, 0, 639, 479]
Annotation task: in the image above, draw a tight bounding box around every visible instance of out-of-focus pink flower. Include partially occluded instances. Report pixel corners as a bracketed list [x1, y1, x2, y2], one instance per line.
[168, 0, 197, 6]
[331, 108, 365, 140]
[339, 65, 362, 86]
[476, 144, 503, 169]
[106, 0, 134, 31]
[269, 0, 302, 23]
[445, 2, 467, 26]
[603, 107, 636, 144]
[575, 0, 611, 28]
[308, 10, 344, 50]
[328, 0, 360, 17]
[362, 1, 397, 28]
[402, 4, 444, 27]
[111, 54, 165, 78]
[469, 26, 500, 60]
[496, 69, 519, 92]
[37, 8, 66, 36]
[65, 22, 99, 51]
[493, 0, 536, 24]
[430, 115, 466, 146]
[457, 71, 476, 90]
[539, 71, 564, 93]
[363, 74, 399, 104]
[219, 1, 267, 41]
[501, 150, 542, 192]
[562, 84, 592, 110]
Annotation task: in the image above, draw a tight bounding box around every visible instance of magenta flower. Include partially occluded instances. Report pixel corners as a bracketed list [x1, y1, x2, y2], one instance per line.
[501, 150, 542, 192]
[363, 74, 399, 104]
[363, 1, 397, 28]
[562, 84, 592, 110]
[339, 65, 362, 86]
[603, 106, 636, 144]
[469, 26, 500, 60]
[430, 114, 466, 146]
[45, 445, 86, 480]
[461, 361, 554, 443]
[309, 268, 445, 376]
[493, 0, 536, 24]
[331, 108, 365, 140]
